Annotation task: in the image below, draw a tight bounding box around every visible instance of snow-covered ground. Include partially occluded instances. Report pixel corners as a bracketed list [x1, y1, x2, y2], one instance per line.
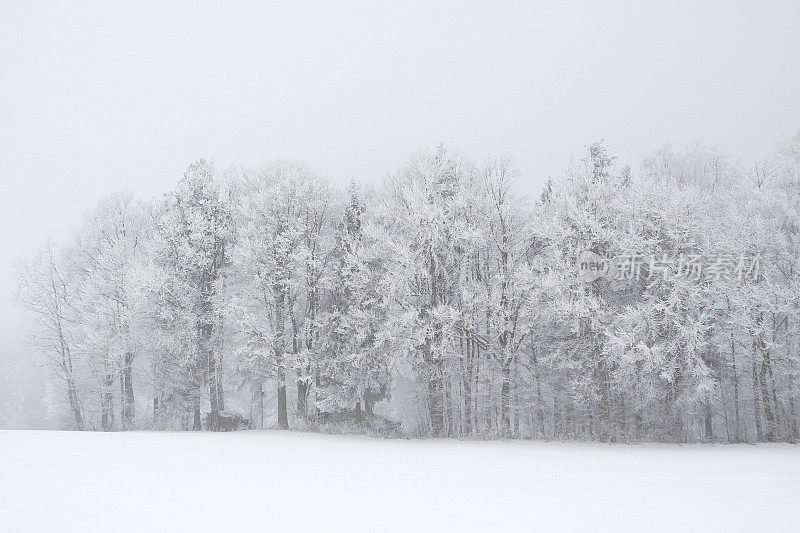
[1, 431, 798, 532]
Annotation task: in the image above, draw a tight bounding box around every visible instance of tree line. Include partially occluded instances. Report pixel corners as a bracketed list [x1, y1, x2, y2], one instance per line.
[17, 132, 800, 442]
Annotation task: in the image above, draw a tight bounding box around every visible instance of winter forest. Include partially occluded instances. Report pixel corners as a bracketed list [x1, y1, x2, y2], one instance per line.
[13, 132, 800, 443]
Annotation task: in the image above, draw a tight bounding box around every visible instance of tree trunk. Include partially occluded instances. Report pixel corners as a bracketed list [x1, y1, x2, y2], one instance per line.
[704, 403, 713, 441]
[274, 285, 289, 430]
[121, 351, 135, 429]
[298, 263, 318, 419]
[275, 308, 289, 429]
[273, 236, 290, 430]
[364, 393, 375, 417]
[55, 308, 84, 430]
[752, 361, 763, 442]
[200, 263, 224, 431]
[730, 332, 741, 442]
[500, 358, 512, 436]
[277, 374, 288, 429]
[788, 396, 799, 443]
[252, 379, 265, 430]
[101, 370, 115, 431]
[193, 404, 202, 431]
[427, 359, 444, 436]
[759, 349, 777, 442]
[297, 379, 309, 418]
[530, 346, 546, 438]
[66, 377, 84, 431]
[463, 336, 474, 436]
[752, 319, 775, 442]
[203, 319, 224, 432]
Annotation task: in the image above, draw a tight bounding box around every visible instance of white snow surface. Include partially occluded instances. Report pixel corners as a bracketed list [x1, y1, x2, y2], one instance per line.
[1, 430, 798, 532]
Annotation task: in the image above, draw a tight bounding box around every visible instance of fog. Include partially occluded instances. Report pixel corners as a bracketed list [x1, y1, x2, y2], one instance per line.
[2, 1, 799, 427]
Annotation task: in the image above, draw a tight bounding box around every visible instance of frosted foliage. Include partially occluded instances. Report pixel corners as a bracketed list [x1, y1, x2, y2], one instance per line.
[16, 136, 800, 442]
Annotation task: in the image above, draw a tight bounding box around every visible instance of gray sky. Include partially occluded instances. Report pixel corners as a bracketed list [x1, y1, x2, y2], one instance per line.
[2, 1, 800, 357]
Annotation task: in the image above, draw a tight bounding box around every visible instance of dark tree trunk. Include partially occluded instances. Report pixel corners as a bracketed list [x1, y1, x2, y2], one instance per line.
[530, 346, 546, 437]
[500, 356, 513, 437]
[704, 404, 714, 441]
[752, 319, 774, 441]
[101, 370, 114, 431]
[427, 359, 444, 436]
[752, 361, 763, 442]
[200, 262, 224, 431]
[277, 374, 288, 430]
[463, 337, 473, 436]
[730, 333, 742, 442]
[252, 379, 265, 430]
[273, 238, 290, 430]
[297, 379, 309, 418]
[66, 378, 84, 431]
[274, 304, 289, 429]
[193, 405, 202, 431]
[202, 318, 223, 432]
[58, 321, 84, 430]
[298, 262, 318, 419]
[121, 351, 134, 429]
[207, 349, 224, 432]
[788, 397, 799, 443]
[759, 350, 777, 442]
[364, 394, 374, 417]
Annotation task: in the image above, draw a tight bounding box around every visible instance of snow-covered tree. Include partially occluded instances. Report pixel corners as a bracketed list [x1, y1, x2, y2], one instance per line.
[15, 131, 800, 442]
[230, 161, 334, 429]
[148, 160, 234, 430]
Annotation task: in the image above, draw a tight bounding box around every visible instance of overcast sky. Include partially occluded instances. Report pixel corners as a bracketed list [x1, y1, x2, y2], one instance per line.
[2, 1, 800, 357]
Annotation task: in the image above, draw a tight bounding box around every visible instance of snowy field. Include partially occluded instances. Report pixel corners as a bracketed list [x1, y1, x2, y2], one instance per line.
[1, 431, 798, 532]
